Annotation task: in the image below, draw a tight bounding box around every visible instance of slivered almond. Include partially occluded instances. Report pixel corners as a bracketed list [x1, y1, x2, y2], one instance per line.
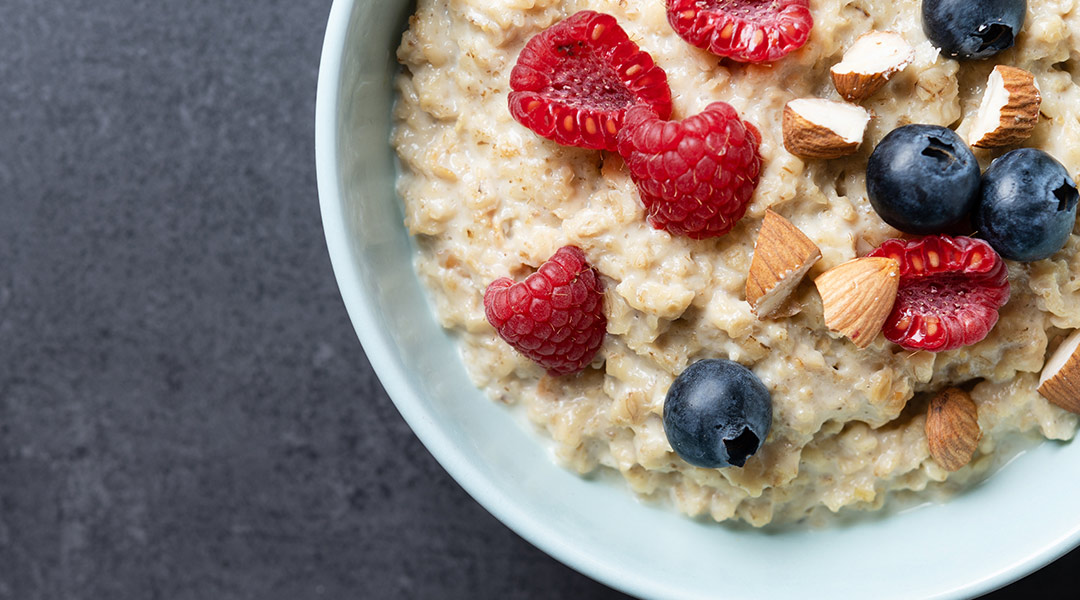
[814, 257, 899, 348]
[782, 99, 870, 159]
[1038, 329, 1080, 413]
[926, 388, 981, 472]
[746, 210, 822, 319]
[830, 31, 914, 103]
[968, 65, 1041, 149]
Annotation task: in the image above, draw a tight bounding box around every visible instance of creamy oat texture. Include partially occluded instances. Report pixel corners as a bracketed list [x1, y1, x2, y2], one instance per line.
[392, 0, 1080, 525]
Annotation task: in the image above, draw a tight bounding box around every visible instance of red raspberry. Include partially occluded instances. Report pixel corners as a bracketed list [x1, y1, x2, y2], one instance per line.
[483, 246, 606, 376]
[616, 102, 763, 239]
[508, 11, 672, 151]
[868, 235, 1010, 353]
[667, 0, 813, 63]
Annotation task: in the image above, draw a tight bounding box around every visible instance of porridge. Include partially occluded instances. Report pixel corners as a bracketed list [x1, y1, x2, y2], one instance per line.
[391, 0, 1080, 526]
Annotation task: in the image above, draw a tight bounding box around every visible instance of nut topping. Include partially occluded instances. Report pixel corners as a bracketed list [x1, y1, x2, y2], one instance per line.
[968, 65, 1041, 149]
[926, 388, 981, 472]
[814, 257, 900, 348]
[746, 210, 822, 318]
[1038, 329, 1080, 413]
[831, 31, 914, 103]
[783, 99, 871, 159]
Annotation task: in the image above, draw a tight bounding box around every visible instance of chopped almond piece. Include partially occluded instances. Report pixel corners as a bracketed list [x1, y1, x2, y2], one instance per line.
[746, 210, 822, 319]
[831, 31, 914, 103]
[1038, 329, 1080, 413]
[783, 99, 870, 159]
[814, 257, 900, 348]
[926, 388, 982, 472]
[968, 65, 1041, 149]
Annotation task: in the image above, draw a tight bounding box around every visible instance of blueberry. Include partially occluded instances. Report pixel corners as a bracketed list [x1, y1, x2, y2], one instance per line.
[975, 148, 1078, 262]
[866, 125, 981, 235]
[922, 0, 1026, 60]
[662, 359, 771, 469]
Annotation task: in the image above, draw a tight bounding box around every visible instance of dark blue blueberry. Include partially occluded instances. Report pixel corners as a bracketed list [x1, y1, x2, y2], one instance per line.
[662, 359, 771, 469]
[975, 148, 1078, 262]
[922, 0, 1026, 60]
[866, 125, 981, 235]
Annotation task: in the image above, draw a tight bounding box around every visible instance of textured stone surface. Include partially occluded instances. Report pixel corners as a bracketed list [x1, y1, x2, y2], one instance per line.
[0, 0, 1074, 598]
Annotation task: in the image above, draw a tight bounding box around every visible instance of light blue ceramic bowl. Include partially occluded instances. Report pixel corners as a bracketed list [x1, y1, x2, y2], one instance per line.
[315, 1, 1080, 597]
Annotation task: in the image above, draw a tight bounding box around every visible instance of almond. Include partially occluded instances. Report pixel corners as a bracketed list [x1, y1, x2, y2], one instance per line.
[1037, 329, 1080, 413]
[783, 99, 870, 159]
[831, 31, 914, 103]
[925, 388, 981, 472]
[968, 65, 1041, 149]
[814, 257, 899, 348]
[746, 210, 822, 319]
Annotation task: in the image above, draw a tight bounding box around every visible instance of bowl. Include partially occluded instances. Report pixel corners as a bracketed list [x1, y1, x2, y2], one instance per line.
[315, 1, 1080, 597]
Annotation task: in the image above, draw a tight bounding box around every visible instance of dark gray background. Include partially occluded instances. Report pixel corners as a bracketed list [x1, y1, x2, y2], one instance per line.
[0, 0, 1075, 598]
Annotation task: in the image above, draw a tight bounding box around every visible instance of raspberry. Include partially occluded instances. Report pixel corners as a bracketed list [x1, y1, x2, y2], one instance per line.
[616, 102, 763, 239]
[508, 11, 673, 151]
[868, 235, 1010, 352]
[667, 0, 814, 63]
[483, 246, 607, 376]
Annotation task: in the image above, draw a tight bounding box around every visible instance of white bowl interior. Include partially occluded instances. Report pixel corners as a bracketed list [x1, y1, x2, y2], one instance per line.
[316, 1, 1080, 598]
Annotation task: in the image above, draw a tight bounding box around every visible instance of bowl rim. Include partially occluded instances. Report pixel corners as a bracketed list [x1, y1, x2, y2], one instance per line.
[314, 1, 1080, 597]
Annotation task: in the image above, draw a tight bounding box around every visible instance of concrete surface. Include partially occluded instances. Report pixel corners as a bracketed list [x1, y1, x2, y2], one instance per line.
[0, 0, 1074, 598]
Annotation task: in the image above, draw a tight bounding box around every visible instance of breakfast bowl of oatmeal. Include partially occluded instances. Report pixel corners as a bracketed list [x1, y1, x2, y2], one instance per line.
[317, 0, 1080, 596]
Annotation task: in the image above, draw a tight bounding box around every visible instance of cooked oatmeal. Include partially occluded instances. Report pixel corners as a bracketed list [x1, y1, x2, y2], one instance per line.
[391, 0, 1080, 525]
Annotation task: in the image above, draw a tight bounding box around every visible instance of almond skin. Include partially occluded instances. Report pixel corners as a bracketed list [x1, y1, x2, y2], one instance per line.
[926, 388, 981, 472]
[814, 257, 899, 348]
[832, 71, 889, 104]
[969, 65, 1041, 149]
[1038, 329, 1080, 413]
[746, 210, 822, 319]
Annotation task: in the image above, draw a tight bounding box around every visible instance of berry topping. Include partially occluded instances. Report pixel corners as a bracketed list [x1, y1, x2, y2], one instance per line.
[508, 11, 672, 151]
[666, 0, 813, 63]
[663, 359, 772, 469]
[616, 102, 763, 239]
[922, 0, 1026, 60]
[866, 125, 980, 235]
[975, 148, 1079, 262]
[483, 246, 606, 376]
[868, 235, 1010, 352]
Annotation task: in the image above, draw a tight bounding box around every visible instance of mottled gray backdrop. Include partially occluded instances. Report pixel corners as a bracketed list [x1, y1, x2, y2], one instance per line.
[0, 0, 1073, 598]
